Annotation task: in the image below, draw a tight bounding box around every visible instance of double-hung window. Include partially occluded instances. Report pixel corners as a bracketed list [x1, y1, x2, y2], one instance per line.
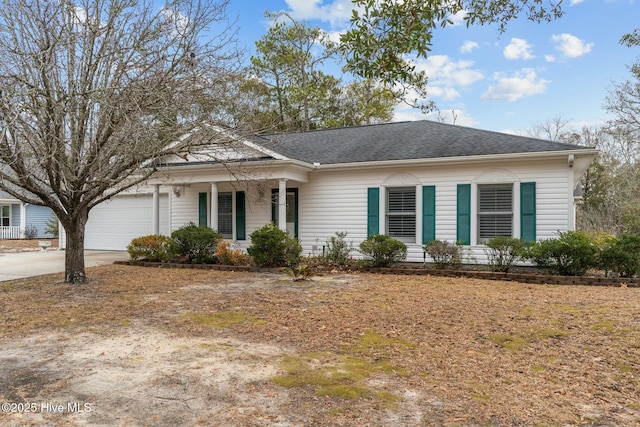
[478, 184, 513, 241]
[1, 205, 9, 226]
[386, 187, 416, 241]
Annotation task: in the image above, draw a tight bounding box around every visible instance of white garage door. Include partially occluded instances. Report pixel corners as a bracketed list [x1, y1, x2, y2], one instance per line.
[84, 194, 169, 250]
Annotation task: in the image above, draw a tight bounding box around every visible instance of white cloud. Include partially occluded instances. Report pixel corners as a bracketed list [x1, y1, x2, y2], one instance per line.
[569, 0, 585, 5]
[412, 55, 484, 100]
[325, 30, 344, 44]
[551, 33, 593, 58]
[503, 38, 535, 60]
[449, 9, 467, 26]
[545, 54, 556, 62]
[481, 68, 549, 101]
[426, 86, 461, 100]
[460, 41, 479, 53]
[284, 0, 355, 25]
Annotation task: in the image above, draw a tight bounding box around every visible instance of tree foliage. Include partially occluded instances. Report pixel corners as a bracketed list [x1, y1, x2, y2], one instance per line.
[251, 12, 339, 132]
[340, 0, 564, 89]
[250, 12, 395, 132]
[0, 0, 239, 282]
[557, 126, 640, 235]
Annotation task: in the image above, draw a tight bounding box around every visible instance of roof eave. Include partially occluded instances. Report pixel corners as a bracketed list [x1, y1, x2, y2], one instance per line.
[311, 149, 600, 171]
[157, 158, 315, 171]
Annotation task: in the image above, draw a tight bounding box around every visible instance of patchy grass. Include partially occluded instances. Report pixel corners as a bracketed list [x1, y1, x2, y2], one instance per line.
[490, 333, 527, 352]
[271, 351, 403, 405]
[183, 310, 267, 329]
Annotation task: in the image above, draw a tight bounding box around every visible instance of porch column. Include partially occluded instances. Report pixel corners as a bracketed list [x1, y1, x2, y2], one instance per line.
[278, 179, 287, 232]
[20, 203, 26, 238]
[210, 183, 218, 231]
[152, 184, 160, 235]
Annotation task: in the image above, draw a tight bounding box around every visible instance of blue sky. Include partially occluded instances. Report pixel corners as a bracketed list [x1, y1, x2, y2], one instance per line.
[226, 0, 639, 134]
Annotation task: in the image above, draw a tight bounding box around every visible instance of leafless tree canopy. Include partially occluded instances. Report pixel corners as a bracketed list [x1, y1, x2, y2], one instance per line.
[0, 0, 240, 282]
[0, 0, 237, 209]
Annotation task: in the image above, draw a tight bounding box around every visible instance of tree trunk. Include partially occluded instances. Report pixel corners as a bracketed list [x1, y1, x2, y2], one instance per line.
[63, 212, 89, 284]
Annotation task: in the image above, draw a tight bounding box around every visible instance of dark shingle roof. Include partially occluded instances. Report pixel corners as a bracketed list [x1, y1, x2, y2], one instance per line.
[0, 189, 16, 200]
[260, 120, 589, 165]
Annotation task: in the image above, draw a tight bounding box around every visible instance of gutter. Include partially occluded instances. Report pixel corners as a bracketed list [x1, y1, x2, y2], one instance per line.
[310, 149, 600, 171]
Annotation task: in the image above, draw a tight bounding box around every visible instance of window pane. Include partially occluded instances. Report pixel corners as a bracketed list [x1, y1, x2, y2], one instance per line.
[286, 193, 295, 223]
[218, 193, 232, 239]
[1, 205, 8, 226]
[387, 188, 415, 213]
[479, 185, 512, 212]
[479, 215, 512, 239]
[388, 215, 416, 238]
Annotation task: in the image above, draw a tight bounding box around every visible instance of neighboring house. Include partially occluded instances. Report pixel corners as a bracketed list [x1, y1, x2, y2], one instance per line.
[61, 120, 598, 264]
[0, 189, 56, 239]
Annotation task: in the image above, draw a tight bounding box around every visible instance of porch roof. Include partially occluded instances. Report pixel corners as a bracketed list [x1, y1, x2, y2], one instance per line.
[0, 189, 19, 202]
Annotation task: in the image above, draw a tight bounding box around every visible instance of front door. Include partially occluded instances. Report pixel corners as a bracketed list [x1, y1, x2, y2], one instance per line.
[271, 188, 298, 238]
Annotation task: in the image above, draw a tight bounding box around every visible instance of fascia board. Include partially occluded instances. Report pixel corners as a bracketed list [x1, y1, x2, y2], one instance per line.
[311, 149, 600, 171]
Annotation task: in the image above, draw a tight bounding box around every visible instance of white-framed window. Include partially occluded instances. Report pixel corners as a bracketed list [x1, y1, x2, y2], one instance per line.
[1, 205, 9, 226]
[386, 187, 416, 241]
[217, 192, 233, 239]
[478, 184, 513, 241]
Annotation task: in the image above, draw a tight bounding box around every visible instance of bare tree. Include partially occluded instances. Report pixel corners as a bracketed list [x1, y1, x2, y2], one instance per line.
[528, 115, 573, 141]
[0, 0, 240, 283]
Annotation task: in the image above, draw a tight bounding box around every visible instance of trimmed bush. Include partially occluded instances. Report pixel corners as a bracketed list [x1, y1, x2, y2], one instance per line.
[216, 240, 251, 266]
[484, 237, 526, 272]
[424, 240, 462, 269]
[323, 231, 353, 268]
[127, 235, 172, 261]
[527, 230, 598, 276]
[248, 223, 302, 267]
[600, 234, 640, 278]
[170, 223, 222, 264]
[359, 234, 407, 267]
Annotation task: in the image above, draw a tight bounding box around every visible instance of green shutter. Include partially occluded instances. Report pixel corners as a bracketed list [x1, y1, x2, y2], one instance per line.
[520, 182, 536, 242]
[456, 184, 471, 245]
[236, 191, 246, 240]
[422, 185, 436, 244]
[367, 187, 379, 237]
[198, 192, 207, 227]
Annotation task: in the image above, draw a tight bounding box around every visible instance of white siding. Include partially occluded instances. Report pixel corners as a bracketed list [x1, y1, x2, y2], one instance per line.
[296, 158, 571, 264]
[147, 157, 574, 264]
[169, 183, 272, 249]
[170, 185, 202, 230]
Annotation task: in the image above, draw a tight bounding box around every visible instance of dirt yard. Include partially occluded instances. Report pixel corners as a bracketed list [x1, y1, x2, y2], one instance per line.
[1, 265, 639, 426]
[0, 239, 58, 253]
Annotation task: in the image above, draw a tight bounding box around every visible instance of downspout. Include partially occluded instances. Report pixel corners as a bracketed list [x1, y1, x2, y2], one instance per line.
[568, 154, 575, 231]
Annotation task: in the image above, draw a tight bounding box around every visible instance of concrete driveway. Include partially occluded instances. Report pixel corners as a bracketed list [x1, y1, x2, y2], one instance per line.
[0, 250, 128, 282]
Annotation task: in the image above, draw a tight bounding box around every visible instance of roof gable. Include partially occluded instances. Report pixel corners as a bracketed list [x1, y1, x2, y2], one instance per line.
[0, 189, 16, 200]
[260, 120, 592, 165]
[159, 126, 290, 166]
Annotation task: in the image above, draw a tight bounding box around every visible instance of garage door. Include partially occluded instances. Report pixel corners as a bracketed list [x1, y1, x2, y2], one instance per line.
[84, 194, 169, 250]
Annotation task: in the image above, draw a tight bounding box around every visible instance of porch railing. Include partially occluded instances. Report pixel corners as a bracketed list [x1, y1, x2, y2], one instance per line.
[0, 226, 22, 239]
